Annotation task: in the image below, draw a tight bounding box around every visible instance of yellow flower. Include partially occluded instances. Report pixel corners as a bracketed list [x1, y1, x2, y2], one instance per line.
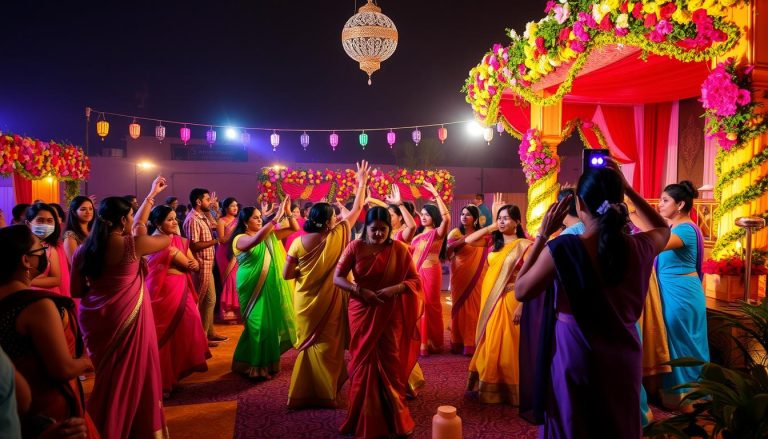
[720, 0, 738, 6]
[524, 21, 538, 41]
[686, 0, 705, 11]
[672, 8, 692, 23]
[643, 2, 660, 15]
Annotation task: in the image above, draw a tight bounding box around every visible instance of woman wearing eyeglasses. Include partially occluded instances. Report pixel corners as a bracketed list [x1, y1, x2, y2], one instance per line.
[0, 225, 99, 438]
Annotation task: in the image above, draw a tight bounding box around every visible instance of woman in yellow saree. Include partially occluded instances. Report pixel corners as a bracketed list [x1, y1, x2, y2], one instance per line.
[282, 161, 370, 409]
[465, 198, 531, 405]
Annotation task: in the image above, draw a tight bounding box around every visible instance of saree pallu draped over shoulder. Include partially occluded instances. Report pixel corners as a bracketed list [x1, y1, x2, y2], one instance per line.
[287, 222, 350, 409]
[75, 236, 168, 439]
[146, 235, 211, 393]
[411, 229, 444, 353]
[467, 238, 530, 405]
[231, 233, 297, 378]
[448, 228, 489, 356]
[339, 240, 423, 439]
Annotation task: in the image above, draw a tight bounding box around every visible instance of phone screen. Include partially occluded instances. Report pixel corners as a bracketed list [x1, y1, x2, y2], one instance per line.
[582, 148, 611, 173]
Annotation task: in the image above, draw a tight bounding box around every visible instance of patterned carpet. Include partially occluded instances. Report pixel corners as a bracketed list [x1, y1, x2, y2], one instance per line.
[148, 293, 673, 438]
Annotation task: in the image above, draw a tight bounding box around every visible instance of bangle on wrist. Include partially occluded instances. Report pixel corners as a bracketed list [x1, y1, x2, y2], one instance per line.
[270, 219, 278, 226]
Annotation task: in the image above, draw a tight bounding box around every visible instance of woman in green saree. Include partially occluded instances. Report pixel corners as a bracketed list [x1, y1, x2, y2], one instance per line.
[230, 196, 300, 379]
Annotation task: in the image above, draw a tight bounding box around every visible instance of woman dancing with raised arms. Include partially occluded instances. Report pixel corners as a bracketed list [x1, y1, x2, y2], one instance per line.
[411, 181, 450, 356]
[282, 160, 370, 409]
[514, 163, 669, 438]
[71, 176, 172, 438]
[230, 196, 299, 379]
[334, 206, 423, 438]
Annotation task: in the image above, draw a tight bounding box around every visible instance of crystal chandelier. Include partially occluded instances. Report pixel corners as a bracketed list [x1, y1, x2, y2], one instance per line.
[341, 0, 398, 85]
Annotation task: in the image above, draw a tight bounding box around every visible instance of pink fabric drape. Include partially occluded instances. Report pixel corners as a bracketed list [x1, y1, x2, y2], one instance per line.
[665, 101, 680, 188]
[12, 173, 32, 205]
[641, 103, 673, 198]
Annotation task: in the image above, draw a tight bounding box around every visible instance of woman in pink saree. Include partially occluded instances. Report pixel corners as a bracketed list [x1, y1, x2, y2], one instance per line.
[216, 197, 240, 322]
[334, 206, 423, 438]
[410, 182, 450, 356]
[71, 177, 172, 439]
[146, 205, 211, 394]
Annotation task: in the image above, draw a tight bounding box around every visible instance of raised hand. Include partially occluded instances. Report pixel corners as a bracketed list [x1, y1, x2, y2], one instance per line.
[150, 176, 168, 196]
[540, 194, 573, 239]
[356, 160, 371, 185]
[492, 192, 505, 218]
[275, 196, 287, 220]
[605, 158, 629, 189]
[423, 181, 438, 198]
[385, 185, 402, 205]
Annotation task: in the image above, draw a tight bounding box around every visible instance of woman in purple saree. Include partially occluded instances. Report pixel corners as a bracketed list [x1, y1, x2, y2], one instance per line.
[71, 177, 172, 439]
[515, 165, 669, 438]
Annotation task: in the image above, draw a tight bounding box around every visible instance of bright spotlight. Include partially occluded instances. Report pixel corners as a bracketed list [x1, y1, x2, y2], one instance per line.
[466, 121, 484, 137]
[225, 127, 238, 140]
[137, 161, 155, 170]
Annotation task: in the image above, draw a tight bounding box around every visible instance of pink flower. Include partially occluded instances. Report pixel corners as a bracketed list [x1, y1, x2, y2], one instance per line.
[553, 4, 570, 24]
[544, 1, 556, 13]
[535, 36, 547, 55]
[736, 89, 751, 106]
[558, 26, 572, 43]
[615, 27, 629, 37]
[573, 21, 590, 42]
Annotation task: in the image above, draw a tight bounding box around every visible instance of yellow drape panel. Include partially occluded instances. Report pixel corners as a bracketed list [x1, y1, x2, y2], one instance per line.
[30, 178, 60, 204]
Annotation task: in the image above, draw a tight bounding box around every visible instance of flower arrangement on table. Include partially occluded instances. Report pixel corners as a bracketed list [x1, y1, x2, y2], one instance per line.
[258, 167, 454, 204]
[464, 0, 742, 124]
[703, 253, 768, 277]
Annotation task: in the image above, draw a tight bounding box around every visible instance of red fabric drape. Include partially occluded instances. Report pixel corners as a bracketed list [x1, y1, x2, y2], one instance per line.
[499, 96, 531, 135]
[599, 105, 640, 187]
[12, 173, 32, 205]
[553, 54, 709, 104]
[641, 103, 672, 198]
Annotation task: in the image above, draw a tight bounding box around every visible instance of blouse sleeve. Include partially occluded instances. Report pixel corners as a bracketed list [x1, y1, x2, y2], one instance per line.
[447, 228, 462, 243]
[671, 223, 696, 249]
[336, 240, 358, 276]
[287, 237, 301, 260]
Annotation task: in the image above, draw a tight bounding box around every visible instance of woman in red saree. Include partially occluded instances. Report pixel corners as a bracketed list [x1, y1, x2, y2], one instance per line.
[334, 206, 423, 439]
[410, 182, 450, 356]
[0, 225, 99, 439]
[446, 204, 488, 356]
[71, 177, 172, 439]
[146, 205, 211, 394]
[216, 197, 241, 323]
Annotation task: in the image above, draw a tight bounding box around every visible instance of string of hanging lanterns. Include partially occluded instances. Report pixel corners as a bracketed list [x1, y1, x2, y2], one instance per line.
[88, 108, 498, 151]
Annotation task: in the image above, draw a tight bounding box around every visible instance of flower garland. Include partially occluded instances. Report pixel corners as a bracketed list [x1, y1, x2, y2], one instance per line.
[560, 118, 609, 149]
[0, 133, 90, 181]
[519, 128, 560, 185]
[464, 0, 743, 125]
[258, 167, 454, 204]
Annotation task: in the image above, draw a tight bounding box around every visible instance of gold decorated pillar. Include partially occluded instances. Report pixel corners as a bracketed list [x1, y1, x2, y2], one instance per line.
[712, 0, 768, 258]
[526, 101, 563, 235]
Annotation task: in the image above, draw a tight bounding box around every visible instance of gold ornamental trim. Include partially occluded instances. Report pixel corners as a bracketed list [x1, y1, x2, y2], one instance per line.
[342, 26, 398, 41]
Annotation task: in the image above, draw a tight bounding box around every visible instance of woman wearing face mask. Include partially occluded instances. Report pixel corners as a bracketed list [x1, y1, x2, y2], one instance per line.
[463, 195, 530, 405]
[230, 196, 299, 379]
[333, 206, 423, 438]
[446, 204, 487, 356]
[62, 196, 95, 267]
[70, 177, 171, 438]
[216, 197, 241, 323]
[411, 182, 450, 356]
[25, 203, 64, 296]
[146, 205, 211, 395]
[0, 225, 100, 439]
[282, 161, 369, 409]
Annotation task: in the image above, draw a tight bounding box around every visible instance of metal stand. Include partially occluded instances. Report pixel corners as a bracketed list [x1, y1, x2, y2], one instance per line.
[735, 217, 766, 303]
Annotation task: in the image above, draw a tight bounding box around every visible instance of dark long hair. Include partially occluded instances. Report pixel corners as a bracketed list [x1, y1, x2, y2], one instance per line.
[304, 203, 335, 233]
[362, 206, 393, 245]
[25, 202, 62, 246]
[459, 205, 481, 235]
[221, 197, 238, 218]
[416, 204, 447, 260]
[663, 180, 698, 214]
[491, 204, 526, 252]
[227, 206, 258, 259]
[148, 205, 174, 235]
[0, 225, 35, 283]
[78, 197, 132, 279]
[577, 168, 629, 284]
[50, 203, 66, 224]
[64, 196, 94, 242]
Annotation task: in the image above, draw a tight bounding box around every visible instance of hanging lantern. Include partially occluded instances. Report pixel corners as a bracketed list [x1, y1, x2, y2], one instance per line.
[437, 126, 448, 144]
[128, 119, 141, 139]
[96, 114, 109, 140]
[241, 131, 251, 148]
[155, 122, 166, 142]
[359, 131, 369, 149]
[180, 125, 191, 145]
[329, 132, 339, 151]
[412, 128, 421, 146]
[270, 131, 280, 152]
[483, 126, 494, 144]
[206, 126, 217, 146]
[300, 132, 310, 151]
[496, 121, 504, 135]
[386, 130, 396, 148]
[341, 0, 398, 85]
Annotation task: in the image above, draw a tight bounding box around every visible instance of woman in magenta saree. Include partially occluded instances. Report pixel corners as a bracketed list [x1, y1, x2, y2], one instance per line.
[334, 207, 423, 439]
[146, 205, 211, 394]
[71, 179, 172, 439]
[216, 197, 240, 322]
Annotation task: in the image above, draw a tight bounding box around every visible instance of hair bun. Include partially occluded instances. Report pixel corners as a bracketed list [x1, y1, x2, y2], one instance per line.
[679, 180, 699, 199]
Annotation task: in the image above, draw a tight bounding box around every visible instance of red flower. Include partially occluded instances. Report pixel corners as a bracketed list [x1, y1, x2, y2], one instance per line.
[659, 2, 677, 20]
[558, 26, 572, 43]
[644, 13, 658, 28]
[631, 2, 644, 19]
[620, 1, 629, 13]
[535, 36, 547, 55]
[599, 15, 612, 32]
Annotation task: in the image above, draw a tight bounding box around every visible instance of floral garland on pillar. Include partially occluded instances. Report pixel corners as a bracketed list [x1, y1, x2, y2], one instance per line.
[0, 133, 91, 204]
[519, 128, 561, 235]
[703, 58, 768, 259]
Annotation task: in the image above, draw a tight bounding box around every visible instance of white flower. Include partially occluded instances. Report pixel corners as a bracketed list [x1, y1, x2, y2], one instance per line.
[615, 13, 629, 28]
[509, 28, 519, 40]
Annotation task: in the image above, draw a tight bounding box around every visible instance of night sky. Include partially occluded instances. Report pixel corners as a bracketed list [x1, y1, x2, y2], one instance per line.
[0, 0, 547, 167]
